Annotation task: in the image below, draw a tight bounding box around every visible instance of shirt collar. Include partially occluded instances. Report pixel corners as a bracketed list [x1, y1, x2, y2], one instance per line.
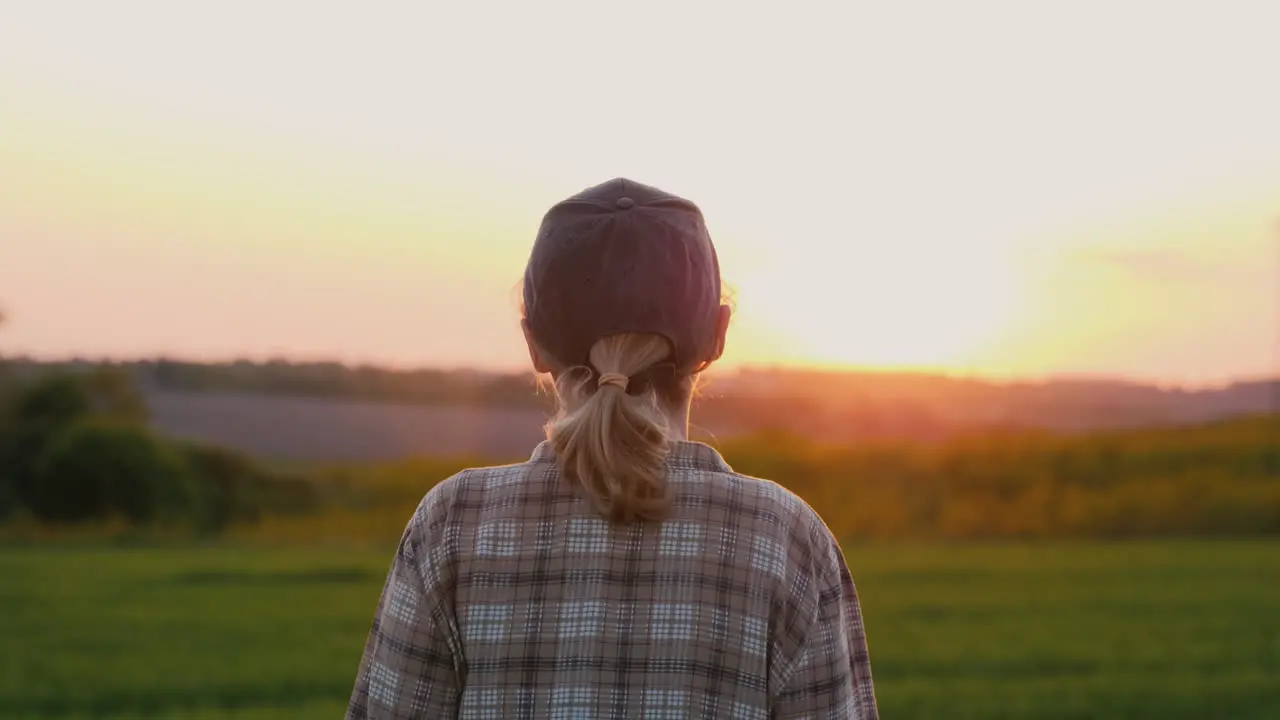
[529, 439, 733, 474]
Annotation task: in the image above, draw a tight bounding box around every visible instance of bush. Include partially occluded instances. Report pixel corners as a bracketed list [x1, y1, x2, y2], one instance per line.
[2, 370, 152, 515]
[0, 366, 322, 534]
[720, 415, 1280, 540]
[178, 441, 325, 533]
[26, 420, 195, 524]
[178, 442, 269, 532]
[0, 473, 14, 520]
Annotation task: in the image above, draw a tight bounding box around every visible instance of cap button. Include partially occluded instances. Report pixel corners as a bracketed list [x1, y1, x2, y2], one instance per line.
[615, 196, 635, 210]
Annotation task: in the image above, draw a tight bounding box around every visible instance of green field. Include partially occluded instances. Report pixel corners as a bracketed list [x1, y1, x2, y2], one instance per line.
[2, 541, 1277, 719]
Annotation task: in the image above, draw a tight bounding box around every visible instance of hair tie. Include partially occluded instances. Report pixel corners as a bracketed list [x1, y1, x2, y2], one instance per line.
[597, 372, 630, 391]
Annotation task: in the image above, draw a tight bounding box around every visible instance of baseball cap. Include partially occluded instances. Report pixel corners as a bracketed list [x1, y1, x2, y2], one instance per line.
[522, 178, 723, 370]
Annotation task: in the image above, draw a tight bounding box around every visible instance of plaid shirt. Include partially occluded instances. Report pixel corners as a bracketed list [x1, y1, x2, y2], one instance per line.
[348, 440, 878, 719]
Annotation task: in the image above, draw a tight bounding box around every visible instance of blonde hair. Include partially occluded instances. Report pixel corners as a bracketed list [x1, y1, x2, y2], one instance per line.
[546, 333, 689, 524]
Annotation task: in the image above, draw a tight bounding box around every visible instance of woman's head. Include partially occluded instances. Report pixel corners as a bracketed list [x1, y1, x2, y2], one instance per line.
[520, 178, 730, 523]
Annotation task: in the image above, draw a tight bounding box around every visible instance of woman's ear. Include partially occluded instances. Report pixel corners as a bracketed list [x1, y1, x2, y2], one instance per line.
[521, 320, 555, 374]
[710, 304, 731, 362]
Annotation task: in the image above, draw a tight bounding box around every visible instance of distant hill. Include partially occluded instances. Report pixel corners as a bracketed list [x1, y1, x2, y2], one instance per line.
[702, 368, 1279, 441]
[3, 358, 1275, 461]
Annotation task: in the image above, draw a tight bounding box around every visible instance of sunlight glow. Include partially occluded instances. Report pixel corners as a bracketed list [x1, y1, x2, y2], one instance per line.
[1, 2, 1277, 384]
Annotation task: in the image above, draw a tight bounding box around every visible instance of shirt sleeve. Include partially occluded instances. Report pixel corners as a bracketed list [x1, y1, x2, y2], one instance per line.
[770, 527, 879, 720]
[347, 512, 462, 719]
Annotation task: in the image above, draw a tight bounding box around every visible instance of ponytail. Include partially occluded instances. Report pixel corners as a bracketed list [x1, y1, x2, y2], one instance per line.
[546, 333, 682, 524]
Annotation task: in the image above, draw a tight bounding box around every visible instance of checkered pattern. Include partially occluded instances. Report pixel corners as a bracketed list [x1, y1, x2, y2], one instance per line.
[348, 441, 878, 719]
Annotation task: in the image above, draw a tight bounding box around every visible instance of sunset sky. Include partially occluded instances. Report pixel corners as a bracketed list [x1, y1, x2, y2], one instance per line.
[1, 2, 1277, 386]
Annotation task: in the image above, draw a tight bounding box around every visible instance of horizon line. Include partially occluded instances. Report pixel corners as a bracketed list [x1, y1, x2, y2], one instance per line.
[3, 350, 1275, 393]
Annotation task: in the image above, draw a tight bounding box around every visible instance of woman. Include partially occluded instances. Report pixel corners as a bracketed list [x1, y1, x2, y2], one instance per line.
[348, 178, 878, 719]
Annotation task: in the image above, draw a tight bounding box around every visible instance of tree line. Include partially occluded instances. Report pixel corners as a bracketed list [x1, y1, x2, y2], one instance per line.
[2, 360, 1276, 542]
[0, 366, 316, 534]
[6, 357, 1275, 444]
[717, 417, 1280, 540]
[235, 413, 1280, 545]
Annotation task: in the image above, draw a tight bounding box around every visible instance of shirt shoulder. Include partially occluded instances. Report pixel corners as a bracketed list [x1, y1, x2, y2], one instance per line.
[682, 465, 835, 538]
[671, 465, 846, 586]
[405, 460, 547, 539]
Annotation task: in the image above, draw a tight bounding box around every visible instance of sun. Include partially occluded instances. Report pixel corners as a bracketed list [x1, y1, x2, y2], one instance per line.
[731, 236, 1021, 372]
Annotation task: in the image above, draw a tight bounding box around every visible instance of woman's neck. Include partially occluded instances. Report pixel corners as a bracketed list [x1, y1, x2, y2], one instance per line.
[666, 402, 691, 441]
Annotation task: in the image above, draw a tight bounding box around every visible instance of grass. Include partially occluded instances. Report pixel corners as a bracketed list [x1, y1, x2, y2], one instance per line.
[842, 541, 1280, 718]
[1, 540, 1277, 719]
